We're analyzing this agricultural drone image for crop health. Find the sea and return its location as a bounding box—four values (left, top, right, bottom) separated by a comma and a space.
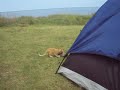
0, 7, 99, 18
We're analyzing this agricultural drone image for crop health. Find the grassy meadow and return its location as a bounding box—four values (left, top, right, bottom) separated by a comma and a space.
0, 24, 84, 90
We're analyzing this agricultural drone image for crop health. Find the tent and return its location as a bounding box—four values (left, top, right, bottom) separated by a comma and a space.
56, 0, 120, 90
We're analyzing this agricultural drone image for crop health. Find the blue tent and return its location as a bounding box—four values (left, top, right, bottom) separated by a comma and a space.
68, 0, 120, 60
57, 0, 120, 90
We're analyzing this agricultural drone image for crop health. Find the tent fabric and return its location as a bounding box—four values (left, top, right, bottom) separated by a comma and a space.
67, 0, 120, 60
61, 53, 120, 90
58, 66, 107, 90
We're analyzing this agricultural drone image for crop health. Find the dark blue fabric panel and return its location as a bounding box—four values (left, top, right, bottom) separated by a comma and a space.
67, 0, 120, 60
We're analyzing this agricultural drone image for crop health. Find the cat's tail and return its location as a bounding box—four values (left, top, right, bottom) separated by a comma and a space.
38, 53, 46, 56
38, 51, 47, 56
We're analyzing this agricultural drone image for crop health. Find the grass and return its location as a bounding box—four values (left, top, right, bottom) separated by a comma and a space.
0, 25, 83, 90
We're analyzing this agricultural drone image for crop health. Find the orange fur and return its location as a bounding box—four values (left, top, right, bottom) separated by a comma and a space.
39, 48, 65, 57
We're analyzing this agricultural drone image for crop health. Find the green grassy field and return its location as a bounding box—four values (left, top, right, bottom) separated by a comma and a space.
0, 25, 83, 90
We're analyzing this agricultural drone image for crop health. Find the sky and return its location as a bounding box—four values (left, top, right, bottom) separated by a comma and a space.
0, 0, 107, 12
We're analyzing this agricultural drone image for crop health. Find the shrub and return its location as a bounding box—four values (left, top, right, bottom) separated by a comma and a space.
0, 14, 92, 27
0, 16, 17, 27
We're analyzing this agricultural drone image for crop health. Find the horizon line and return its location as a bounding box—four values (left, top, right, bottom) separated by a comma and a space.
0, 6, 100, 13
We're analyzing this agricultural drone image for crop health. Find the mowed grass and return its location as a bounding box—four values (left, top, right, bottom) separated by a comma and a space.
0, 25, 83, 90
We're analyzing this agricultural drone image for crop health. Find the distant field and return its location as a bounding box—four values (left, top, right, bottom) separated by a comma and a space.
0, 25, 84, 90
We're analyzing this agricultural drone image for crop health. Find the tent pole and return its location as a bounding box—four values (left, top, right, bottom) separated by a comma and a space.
55, 56, 66, 74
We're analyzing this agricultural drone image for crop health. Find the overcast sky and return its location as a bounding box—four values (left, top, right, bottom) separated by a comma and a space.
0, 0, 107, 12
